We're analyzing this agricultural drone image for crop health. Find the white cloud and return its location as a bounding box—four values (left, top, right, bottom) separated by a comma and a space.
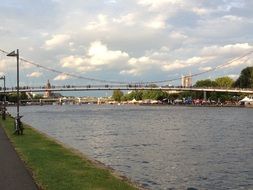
163, 56, 213, 71
138, 0, 185, 11
199, 67, 212, 71
192, 7, 211, 15
185, 56, 211, 65
222, 15, 243, 22
88, 41, 128, 66
85, 14, 109, 31
162, 62, 186, 71
28, 47, 34, 51
61, 55, 96, 72
120, 69, 139, 76
53, 74, 71, 81
223, 56, 253, 68
44, 34, 71, 49
1, 0, 253, 85
145, 15, 167, 29
228, 74, 239, 79
26, 72, 43, 78
120, 46, 220, 76
218, 1, 245, 12
60, 41, 129, 72
106, 0, 117, 4
69, 42, 74, 47
169, 31, 188, 40
41, 32, 49, 37
20, 61, 33, 70
0, 59, 15, 72
113, 13, 137, 26
201, 43, 253, 57
124, 56, 159, 75
128, 56, 158, 68
195, 15, 251, 39
61, 55, 84, 68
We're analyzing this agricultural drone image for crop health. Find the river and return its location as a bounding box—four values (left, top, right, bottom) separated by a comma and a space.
8, 105, 253, 190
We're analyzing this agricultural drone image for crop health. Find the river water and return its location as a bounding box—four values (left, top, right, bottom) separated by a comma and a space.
8, 105, 253, 190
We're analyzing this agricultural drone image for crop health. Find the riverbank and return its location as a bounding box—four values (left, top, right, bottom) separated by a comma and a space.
7, 102, 252, 108
0, 116, 141, 190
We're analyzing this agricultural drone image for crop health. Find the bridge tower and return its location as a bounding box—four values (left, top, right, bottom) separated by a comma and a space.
44, 80, 52, 98
181, 74, 192, 87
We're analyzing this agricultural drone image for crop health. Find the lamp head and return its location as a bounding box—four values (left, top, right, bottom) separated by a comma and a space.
7, 50, 17, 57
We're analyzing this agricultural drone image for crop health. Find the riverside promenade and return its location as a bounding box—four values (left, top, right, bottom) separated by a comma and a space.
0, 124, 38, 190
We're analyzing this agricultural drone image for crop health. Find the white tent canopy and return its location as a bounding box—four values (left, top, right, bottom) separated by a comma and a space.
240, 96, 253, 102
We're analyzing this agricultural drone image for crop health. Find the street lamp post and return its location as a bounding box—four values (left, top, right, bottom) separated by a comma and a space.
0, 76, 6, 120
7, 49, 23, 134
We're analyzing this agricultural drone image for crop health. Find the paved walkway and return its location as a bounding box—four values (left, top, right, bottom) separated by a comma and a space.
0, 124, 38, 190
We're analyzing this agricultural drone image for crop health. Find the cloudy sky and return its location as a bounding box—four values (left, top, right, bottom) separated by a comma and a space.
0, 0, 253, 89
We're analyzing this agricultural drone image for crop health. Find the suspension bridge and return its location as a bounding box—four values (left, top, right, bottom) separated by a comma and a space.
0, 48, 253, 95
1, 85, 253, 94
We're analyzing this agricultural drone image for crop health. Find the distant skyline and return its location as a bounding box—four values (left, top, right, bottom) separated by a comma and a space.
0, 0, 253, 90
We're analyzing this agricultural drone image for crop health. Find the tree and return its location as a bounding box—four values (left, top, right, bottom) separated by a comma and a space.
142, 90, 168, 100
33, 94, 44, 99
7, 93, 18, 103
0, 94, 5, 101
234, 67, 253, 88
194, 79, 217, 87
168, 93, 180, 100
6, 92, 28, 102
123, 89, 168, 101
127, 90, 143, 101
20, 92, 28, 100
215, 77, 234, 88
112, 90, 123, 102
194, 78, 236, 101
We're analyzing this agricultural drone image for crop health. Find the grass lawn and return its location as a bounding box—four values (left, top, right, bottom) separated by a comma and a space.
0, 116, 139, 190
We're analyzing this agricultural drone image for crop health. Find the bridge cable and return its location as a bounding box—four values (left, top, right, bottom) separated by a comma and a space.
1, 48, 253, 85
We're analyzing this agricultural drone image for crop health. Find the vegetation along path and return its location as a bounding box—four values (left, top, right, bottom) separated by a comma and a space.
0, 117, 139, 190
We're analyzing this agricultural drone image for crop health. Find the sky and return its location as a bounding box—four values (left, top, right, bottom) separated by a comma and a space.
0, 0, 253, 91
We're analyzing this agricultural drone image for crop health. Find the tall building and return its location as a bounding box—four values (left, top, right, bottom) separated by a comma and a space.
44, 80, 52, 98
181, 74, 192, 87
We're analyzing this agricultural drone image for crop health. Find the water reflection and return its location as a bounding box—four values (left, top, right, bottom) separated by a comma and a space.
8, 105, 253, 190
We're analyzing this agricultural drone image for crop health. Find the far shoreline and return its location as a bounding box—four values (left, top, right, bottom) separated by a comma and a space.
6, 102, 253, 108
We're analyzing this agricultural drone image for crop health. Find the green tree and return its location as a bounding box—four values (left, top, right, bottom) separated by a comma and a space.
215, 77, 234, 88
194, 78, 234, 101
6, 92, 28, 102
112, 90, 124, 102
0, 94, 6, 101
124, 89, 168, 101
127, 90, 143, 101
20, 92, 28, 100
194, 79, 217, 99
33, 94, 44, 99
195, 79, 217, 87
7, 93, 18, 102
234, 67, 253, 88
179, 91, 197, 99
142, 90, 168, 100
168, 93, 180, 100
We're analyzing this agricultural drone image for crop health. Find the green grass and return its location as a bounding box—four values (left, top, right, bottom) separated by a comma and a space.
0, 117, 139, 190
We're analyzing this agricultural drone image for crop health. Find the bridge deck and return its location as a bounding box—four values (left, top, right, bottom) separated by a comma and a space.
1, 86, 253, 94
